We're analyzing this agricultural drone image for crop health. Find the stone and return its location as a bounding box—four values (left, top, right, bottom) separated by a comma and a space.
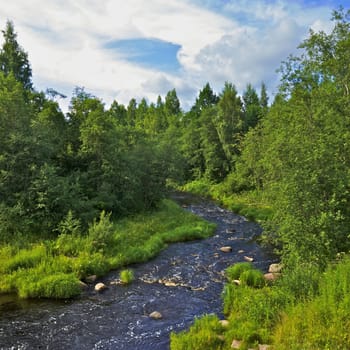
79, 281, 88, 289
268, 263, 283, 274
219, 319, 229, 327
94, 282, 107, 292
258, 345, 271, 350
264, 272, 281, 282
238, 249, 244, 254
220, 246, 232, 253
85, 275, 97, 283
231, 339, 242, 349
244, 256, 254, 262
233, 279, 241, 285
149, 311, 162, 320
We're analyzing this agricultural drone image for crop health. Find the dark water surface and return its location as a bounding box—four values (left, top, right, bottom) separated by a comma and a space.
0, 193, 276, 350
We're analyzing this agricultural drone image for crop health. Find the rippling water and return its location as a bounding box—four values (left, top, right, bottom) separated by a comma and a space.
0, 193, 276, 349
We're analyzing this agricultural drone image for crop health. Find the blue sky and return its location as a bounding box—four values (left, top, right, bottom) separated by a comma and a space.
0, 0, 349, 111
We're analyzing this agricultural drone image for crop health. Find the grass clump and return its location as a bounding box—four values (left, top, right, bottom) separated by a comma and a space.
225, 262, 253, 282
170, 314, 225, 350
120, 269, 134, 284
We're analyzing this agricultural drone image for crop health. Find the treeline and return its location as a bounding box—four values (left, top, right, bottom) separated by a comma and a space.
0, 20, 266, 243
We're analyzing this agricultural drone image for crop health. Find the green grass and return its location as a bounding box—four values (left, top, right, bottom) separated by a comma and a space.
0, 199, 215, 299
120, 269, 134, 284
171, 256, 350, 350
181, 179, 273, 223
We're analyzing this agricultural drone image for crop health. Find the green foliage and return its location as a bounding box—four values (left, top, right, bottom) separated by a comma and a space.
225, 262, 253, 281
120, 269, 134, 284
273, 257, 350, 349
0, 21, 32, 89
170, 314, 225, 350
239, 269, 266, 288
2, 244, 46, 273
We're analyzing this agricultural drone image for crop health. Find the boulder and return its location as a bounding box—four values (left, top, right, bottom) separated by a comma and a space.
94, 282, 107, 292
85, 275, 97, 283
264, 273, 281, 282
219, 319, 229, 328
231, 339, 242, 349
149, 311, 162, 320
79, 281, 88, 289
268, 263, 283, 274
220, 246, 232, 253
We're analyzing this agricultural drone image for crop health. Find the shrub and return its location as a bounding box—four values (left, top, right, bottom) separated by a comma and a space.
87, 211, 115, 254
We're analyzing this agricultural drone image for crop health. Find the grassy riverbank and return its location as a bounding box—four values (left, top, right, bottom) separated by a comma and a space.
171, 181, 350, 349
171, 256, 350, 350
0, 199, 215, 299
181, 179, 272, 223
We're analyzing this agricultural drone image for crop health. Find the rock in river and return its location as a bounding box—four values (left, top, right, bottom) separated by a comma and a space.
149, 311, 163, 320
94, 282, 107, 292
220, 246, 232, 253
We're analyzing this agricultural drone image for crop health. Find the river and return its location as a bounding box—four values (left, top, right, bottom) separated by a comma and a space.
0, 193, 275, 349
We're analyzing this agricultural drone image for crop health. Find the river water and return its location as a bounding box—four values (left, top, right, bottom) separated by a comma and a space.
0, 193, 276, 350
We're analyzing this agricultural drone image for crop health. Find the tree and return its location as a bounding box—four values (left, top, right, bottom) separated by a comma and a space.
190, 82, 219, 117
0, 21, 32, 89
215, 82, 243, 168
250, 9, 350, 266
242, 83, 260, 131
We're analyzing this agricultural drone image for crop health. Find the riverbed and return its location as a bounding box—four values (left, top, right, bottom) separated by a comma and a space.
0, 193, 275, 349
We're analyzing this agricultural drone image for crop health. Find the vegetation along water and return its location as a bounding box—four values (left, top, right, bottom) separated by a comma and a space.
1, 7, 350, 349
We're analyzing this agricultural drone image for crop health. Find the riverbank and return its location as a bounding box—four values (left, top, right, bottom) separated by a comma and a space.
0, 199, 215, 299
170, 186, 350, 349
0, 192, 274, 350
180, 180, 272, 223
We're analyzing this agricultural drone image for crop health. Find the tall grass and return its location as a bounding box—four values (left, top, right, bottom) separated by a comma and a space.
182, 179, 272, 222
171, 257, 350, 350
0, 199, 215, 299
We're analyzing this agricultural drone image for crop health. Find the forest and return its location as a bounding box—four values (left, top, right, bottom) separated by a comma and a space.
1, 7, 350, 349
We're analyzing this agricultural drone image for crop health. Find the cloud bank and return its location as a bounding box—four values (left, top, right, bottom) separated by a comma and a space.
0, 0, 341, 111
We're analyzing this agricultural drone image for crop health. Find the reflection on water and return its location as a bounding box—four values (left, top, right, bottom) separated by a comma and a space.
0, 193, 275, 350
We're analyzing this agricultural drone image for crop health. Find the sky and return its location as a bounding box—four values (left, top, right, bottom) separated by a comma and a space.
0, 0, 349, 112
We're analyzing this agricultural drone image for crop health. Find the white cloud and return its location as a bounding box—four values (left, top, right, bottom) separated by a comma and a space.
0, 0, 340, 111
